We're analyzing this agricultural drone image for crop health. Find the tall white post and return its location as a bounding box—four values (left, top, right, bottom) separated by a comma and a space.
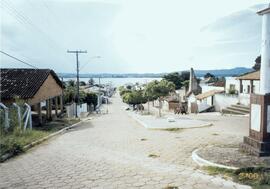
259, 4, 270, 94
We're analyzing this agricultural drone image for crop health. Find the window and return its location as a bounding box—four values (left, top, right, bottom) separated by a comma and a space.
229, 84, 235, 91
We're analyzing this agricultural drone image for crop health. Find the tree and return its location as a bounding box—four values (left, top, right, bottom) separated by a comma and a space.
180, 71, 190, 81
253, 55, 261, 71
64, 85, 76, 104
120, 89, 132, 97
88, 78, 95, 86
204, 72, 215, 79
163, 72, 182, 89
122, 90, 147, 110
80, 81, 86, 86
67, 80, 75, 87
163, 71, 190, 90
126, 85, 132, 90
144, 80, 175, 116
64, 85, 86, 104
181, 80, 189, 92
84, 93, 98, 110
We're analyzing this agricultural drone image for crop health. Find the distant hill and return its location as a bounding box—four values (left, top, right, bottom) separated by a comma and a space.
193, 67, 253, 77
58, 67, 253, 78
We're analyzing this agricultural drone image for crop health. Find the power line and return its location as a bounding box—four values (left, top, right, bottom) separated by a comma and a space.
0, 50, 38, 69
2, 0, 61, 50
1, 0, 72, 64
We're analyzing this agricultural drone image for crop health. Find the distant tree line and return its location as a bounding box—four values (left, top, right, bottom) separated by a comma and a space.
119, 79, 175, 116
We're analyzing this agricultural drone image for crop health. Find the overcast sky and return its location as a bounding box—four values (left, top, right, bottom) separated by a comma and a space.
0, 0, 269, 73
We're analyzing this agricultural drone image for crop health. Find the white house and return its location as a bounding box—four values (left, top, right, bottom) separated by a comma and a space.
225, 71, 260, 95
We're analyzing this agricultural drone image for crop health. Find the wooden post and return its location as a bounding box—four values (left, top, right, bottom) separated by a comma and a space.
46, 99, 52, 120
250, 80, 254, 94
240, 79, 243, 93
36, 103, 42, 124
55, 97, 59, 117
60, 95, 64, 113
46, 99, 50, 120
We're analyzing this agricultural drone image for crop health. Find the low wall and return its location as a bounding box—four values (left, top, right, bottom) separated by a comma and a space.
213, 94, 250, 112
66, 103, 88, 118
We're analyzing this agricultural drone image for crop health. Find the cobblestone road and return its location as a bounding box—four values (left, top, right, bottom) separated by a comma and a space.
0, 95, 251, 189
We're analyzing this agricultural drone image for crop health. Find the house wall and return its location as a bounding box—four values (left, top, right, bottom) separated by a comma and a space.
187, 94, 197, 112
225, 77, 240, 93
201, 85, 224, 93
28, 74, 62, 105
213, 93, 250, 111
225, 77, 260, 94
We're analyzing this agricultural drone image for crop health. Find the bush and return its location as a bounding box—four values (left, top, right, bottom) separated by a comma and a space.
84, 93, 98, 109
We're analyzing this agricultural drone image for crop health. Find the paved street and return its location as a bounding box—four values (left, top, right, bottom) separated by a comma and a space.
0, 95, 251, 189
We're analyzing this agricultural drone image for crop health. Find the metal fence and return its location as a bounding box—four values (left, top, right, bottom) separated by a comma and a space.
0, 102, 32, 133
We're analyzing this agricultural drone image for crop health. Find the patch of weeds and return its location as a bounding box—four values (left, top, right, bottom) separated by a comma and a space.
203, 166, 234, 177
148, 154, 160, 158
0, 129, 48, 157
163, 128, 182, 132
203, 166, 270, 189
163, 186, 178, 189
140, 138, 147, 141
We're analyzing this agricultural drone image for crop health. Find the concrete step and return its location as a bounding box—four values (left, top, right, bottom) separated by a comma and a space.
222, 108, 246, 115
231, 104, 250, 111
227, 106, 250, 114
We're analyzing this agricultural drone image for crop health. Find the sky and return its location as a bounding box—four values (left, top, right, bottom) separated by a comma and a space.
0, 0, 269, 73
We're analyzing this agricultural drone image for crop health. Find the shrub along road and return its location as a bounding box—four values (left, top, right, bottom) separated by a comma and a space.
0, 94, 251, 189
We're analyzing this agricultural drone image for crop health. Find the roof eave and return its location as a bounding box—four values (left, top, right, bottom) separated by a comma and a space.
257, 7, 270, 15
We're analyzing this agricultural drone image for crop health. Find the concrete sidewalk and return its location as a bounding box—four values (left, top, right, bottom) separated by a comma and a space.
129, 112, 212, 129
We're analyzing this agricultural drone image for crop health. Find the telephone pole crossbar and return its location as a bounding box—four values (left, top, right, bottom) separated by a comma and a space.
67, 50, 87, 117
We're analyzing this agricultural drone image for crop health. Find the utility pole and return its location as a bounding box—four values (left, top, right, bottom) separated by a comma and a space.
67, 50, 87, 117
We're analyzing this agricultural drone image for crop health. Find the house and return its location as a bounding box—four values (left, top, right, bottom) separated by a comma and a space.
236, 70, 260, 94
205, 71, 260, 114
225, 70, 260, 95
0, 68, 64, 124
188, 90, 224, 113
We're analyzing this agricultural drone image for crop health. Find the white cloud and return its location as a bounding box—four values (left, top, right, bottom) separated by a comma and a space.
0, 0, 269, 73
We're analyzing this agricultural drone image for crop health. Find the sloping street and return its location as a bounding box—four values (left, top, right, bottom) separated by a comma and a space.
0, 94, 250, 189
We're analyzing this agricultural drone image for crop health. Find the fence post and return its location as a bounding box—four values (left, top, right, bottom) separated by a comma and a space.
24, 103, 32, 130
12, 103, 22, 129
0, 103, 9, 130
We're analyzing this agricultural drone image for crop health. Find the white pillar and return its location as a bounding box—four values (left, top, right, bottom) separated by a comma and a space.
258, 5, 270, 94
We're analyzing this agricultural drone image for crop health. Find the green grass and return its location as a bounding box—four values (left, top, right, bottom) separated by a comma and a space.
0, 129, 48, 157
0, 118, 80, 158
203, 166, 270, 189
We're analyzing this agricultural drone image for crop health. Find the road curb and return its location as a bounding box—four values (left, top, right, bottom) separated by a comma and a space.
128, 112, 213, 130
127, 112, 151, 128
0, 120, 83, 163
192, 148, 238, 170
